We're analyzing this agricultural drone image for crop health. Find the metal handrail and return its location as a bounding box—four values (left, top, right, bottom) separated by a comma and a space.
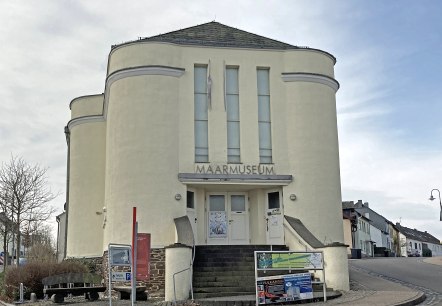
172, 233, 195, 304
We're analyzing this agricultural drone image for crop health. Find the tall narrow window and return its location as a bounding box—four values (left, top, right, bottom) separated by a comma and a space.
257, 68, 272, 163
194, 66, 209, 162
226, 67, 240, 163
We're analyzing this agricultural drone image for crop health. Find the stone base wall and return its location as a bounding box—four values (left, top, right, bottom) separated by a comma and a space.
102, 248, 165, 299
147, 248, 166, 298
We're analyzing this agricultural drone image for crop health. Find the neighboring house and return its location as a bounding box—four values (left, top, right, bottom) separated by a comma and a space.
342, 201, 375, 258
64, 21, 349, 299
354, 200, 390, 255
395, 223, 442, 257
0, 212, 25, 261
357, 214, 373, 257
343, 200, 441, 258
386, 220, 401, 256
342, 202, 356, 255
342, 201, 374, 257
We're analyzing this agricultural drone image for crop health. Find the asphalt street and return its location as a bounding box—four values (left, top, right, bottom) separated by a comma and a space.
350, 257, 442, 293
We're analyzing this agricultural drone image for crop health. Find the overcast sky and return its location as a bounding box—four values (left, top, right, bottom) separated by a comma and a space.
1, 1, 441, 241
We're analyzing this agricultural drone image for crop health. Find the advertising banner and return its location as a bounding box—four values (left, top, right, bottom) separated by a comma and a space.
257, 252, 323, 270
256, 273, 313, 304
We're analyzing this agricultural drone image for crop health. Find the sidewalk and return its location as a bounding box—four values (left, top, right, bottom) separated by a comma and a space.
312, 265, 426, 306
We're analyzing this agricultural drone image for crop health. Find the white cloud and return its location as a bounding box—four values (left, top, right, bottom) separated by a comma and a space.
1, 0, 441, 241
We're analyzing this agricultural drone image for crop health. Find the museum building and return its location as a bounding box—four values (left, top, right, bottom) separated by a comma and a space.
63, 22, 349, 300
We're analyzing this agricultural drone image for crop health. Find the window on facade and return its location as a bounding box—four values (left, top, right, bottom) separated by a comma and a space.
257, 68, 272, 164
226, 67, 240, 163
268, 192, 280, 209
409, 242, 412, 248
187, 191, 194, 209
194, 66, 209, 162
415, 242, 417, 249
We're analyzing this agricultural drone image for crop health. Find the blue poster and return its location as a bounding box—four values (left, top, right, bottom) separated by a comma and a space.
283, 273, 313, 300
256, 273, 313, 304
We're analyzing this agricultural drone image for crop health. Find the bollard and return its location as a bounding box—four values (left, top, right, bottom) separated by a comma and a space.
30, 293, 37, 303
19, 283, 24, 303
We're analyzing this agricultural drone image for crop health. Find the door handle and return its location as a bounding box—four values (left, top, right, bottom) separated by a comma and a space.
265, 218, 269, 231
194, 218, 197, 223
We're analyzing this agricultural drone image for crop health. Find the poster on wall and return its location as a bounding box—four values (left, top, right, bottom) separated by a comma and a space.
257, 252, 323, 270
256, 273, 313, 304
208, 211, 227, 238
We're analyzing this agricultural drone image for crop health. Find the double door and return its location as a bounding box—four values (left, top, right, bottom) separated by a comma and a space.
207, 192, 249, 245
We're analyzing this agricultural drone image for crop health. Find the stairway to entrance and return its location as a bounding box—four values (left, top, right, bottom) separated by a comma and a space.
192, 245, 288, 299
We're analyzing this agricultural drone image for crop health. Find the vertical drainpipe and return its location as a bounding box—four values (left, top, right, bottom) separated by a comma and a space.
64, 125, 70, 260
56, 214, 60, 261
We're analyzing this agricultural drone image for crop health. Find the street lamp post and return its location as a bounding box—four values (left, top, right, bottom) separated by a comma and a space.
429, 188, 442, 221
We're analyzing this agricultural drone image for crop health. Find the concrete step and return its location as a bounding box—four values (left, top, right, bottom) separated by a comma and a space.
193, 292, 255, 299
193, 266, 254, 272
193, 270, 255, 277
194, 286, 255, 294
193, 279, 254, 288
194, 275, 256, 283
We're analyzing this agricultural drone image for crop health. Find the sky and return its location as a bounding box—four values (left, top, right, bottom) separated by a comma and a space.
1, 1, 441, 241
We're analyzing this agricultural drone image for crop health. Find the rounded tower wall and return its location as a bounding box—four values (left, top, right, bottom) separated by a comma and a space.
103, 74, 183, 248
70, 94, 104, 119
67, 121, 106, 257
108, 43, 182, 76
283, 80, 344, 244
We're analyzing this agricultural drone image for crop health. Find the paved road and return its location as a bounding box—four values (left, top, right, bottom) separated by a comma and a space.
350, 257, 442, 305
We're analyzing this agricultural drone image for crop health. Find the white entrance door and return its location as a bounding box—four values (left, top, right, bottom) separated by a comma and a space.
186, 191, 197, 243
207, 192, 249, 245
265, 190, 284, 245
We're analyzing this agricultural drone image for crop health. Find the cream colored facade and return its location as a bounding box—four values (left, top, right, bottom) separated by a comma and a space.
65, 22, 349, 293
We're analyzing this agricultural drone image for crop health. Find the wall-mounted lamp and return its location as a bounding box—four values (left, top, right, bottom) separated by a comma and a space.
175, 194, 182, 201
289, 194, 297, 201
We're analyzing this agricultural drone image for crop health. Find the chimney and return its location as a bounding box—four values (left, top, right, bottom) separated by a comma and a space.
356, 200, 363, 207
364, 202, 369, 208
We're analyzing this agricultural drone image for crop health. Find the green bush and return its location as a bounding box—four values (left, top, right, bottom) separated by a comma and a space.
64, 257, 99, 274
2, 261, 88, 301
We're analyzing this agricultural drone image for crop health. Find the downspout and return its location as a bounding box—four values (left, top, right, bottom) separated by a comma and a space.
56, 215, 60, 261
63, 126, 70, 260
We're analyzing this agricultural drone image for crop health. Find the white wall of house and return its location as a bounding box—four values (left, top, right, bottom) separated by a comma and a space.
370, 225, 382, 248
357, 218, 372, 257
405, 238, 422, 257
426, 242, 442, 256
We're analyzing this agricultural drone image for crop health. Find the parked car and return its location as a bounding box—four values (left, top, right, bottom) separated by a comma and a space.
18, 257, 27, 266
407, 249, 420, 257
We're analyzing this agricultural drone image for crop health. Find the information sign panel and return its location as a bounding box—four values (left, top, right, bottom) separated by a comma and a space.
109, 246, 131, 266
111, 272, 131, 282
257, 252, 323, 270
256, 273, 313, 304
